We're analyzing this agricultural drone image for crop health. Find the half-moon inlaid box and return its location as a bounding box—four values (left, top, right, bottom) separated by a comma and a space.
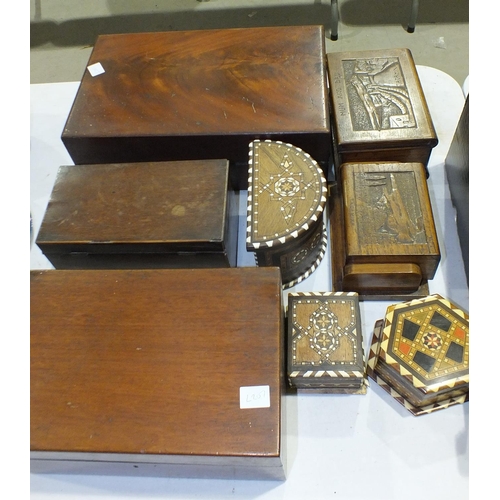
35, 160, 238, 269
326, 48, 438, 176
287, 292, 366, 392
330, 161, 440, 298
61, 26, 332, 190
366, 294, 469, 415
246, 140, 328, 288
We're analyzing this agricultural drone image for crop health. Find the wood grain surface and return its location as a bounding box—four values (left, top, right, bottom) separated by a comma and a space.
36, 160, 238, 268
341, 162, 440, 280
61, 26, 332, 188
31, 268, 284, 476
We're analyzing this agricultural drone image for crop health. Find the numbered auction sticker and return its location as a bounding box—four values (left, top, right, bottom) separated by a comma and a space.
240, 385, 271, 409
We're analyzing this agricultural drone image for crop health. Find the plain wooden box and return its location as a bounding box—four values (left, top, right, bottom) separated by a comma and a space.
35, 160, 238, 269
30, 267, 285, 480
61, 26, 332, 190
326, 48, 437, 175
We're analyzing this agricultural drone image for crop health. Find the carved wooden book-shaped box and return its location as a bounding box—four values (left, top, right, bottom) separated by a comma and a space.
61, 26, 332, 190
246, 140, 328, 288
326, 48, 437, 174
35, 160, 238, 269
331, 162, 440, 297
287, 292, 366, 392
31, 267, 285, 479
366, 295, 469, 415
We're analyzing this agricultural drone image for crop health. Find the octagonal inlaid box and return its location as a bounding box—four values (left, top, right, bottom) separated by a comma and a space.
367, 294, 469, 415
287, 292, 367, 392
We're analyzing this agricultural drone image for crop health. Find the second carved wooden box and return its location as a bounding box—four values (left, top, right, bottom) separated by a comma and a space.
36, 160, 238, 269
330, 162, 440, 298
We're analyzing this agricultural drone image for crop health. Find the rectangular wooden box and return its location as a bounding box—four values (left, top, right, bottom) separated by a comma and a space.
330, 162, 440, 298
287, 292, 366, 392
326, 48, 437, 175
30, 267, 285, 480
61, 26, 332, 190
35, 160, 238, 269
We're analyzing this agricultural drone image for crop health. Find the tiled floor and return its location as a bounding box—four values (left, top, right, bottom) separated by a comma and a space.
30, 0, 469, 86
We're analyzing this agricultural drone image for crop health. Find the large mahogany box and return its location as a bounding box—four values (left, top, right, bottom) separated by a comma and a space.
61, 26, 332, 190
366, 294, 469, 415
326, 48, 437, 175
246, 140, 328, 288
30, 267, 285, 480
330, 162, 440, 298
35, 160, 238, 269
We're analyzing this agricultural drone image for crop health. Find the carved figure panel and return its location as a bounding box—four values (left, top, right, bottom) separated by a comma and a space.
353, 170, 425, 246
342, 56, 416, 132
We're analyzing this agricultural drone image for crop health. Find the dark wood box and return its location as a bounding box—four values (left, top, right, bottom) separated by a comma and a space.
246, 140, 328, 288
287, 292, 366, 392
445, 96, 469, 284
35, 160, 238, 269
61, 26, 332, 190
31, 267, 285, 480
326, 48, 437, 175
366, 294, 469, 415
330, 162, 440, 298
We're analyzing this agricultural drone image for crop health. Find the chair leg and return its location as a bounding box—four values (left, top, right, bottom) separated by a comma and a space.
408, 0, 419, 33
331, 0, 339, 40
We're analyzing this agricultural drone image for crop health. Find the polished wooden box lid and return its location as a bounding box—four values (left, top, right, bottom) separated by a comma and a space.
246, 140, 328, 288
31, 268, 285, 479
61, 26, 332, 189
35, 160, 238, 269
287, 292, 366, 392
366, 294, 469, 415
326, 48, 437, 169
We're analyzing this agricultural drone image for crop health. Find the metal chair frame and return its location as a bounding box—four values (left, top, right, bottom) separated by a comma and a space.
330, 0, 419, 40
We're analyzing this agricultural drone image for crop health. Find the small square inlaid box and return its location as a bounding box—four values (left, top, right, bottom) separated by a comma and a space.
367, 294, 469, 415
287, 292, 367, 393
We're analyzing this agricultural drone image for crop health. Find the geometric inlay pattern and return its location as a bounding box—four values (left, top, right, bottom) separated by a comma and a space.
413, 351, 436, 372
429, 311, 452, 332
422, 332, 443, 350
402, 319, 420, 341
446, 342, 464, 363
383, 294, 469, 387
246, 140, 327, 248
366, 315, 469, 416
288, 292, 365, 378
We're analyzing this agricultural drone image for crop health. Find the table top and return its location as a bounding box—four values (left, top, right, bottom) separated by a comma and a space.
30, 66, 469, 500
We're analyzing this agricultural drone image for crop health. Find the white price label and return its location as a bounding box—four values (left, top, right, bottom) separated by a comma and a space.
87, 62, 105, 77
239, 385, 270, 409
